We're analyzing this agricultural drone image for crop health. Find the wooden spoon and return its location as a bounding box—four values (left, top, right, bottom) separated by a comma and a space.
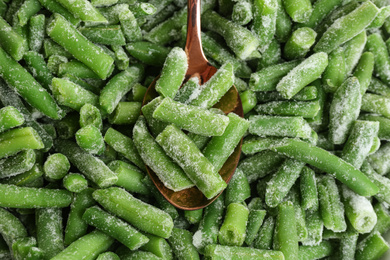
142, 0, 244, 210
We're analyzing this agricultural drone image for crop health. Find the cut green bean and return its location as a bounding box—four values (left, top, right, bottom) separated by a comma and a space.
1, 163, 44, 186
355, 232, 389, 260
119, 8, 142, 42
104, 127, 144, 170
47, 14, 114, 79
0, 127, 44, 159
79, 104, 102, 130
361, 93, 390, 118
129, 83, 147, 102
302, 210, 323, 246
252, 0, 278, 53
126, 41, 169, 67
344, 31, 367, 76
23, 51, 53, 91
0, 208, 27, 254
0, 184, 72, 208
284, 27, 316, 60
276, 52, 328, 99
245, 207, 266, 246
368, 78, 390, 98
271, 138, 379, 196
79, 25, 126, 46
28, 14, 45, 52
232, 1, 252, 25
372, 203, 390, 235
38, 0, 80, 25
205, 244, 284, 259
43, 153, 70, 180
314, 1, 379, 53
219, 203, 249, 246
256, 99, 320, 119
58, 60, 99, 79
253, 216, 275, 250
97, 252, 119, 260
300, 167, 318, 211
93, 187, 173, 238
156, 125, 227, 199
361, 160, 390, 205
299, 0, 341, 28
133, 116, 193, 192
366, 33, 390, 86
63, 173, 88, 193
99, 65, 143, 114
112, 45, 129, 70
54, 139, 118, 188
322, 47, 346, 93
299, 241, 333, 260
360, 114, 390, 141
168, 228, 200, 260
225, 168, 250, 205
0, 106, 24, 133
83, 206, 149, 250
329, 77, 362, 144
75, 125, 105, 155
153, 97, 229, 136
0, 16, 28, 61
36, 208, 64, 259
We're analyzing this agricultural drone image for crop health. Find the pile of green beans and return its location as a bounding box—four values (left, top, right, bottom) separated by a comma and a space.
2, 0, 390, 259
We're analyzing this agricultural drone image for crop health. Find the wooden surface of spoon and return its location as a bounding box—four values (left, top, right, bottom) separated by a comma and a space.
142, 0, 244, 210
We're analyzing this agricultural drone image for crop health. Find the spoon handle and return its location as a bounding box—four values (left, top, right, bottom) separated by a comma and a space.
185, 0, 209, 77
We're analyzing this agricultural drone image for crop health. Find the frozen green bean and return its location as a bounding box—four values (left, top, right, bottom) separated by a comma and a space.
219, 203, 249, 246
0, 106, 24, 133
252, 0, 278, 53
43, 153, 70, 180
75, 125, 105, 155
355, 232, 389, 260
63, 173, 88, 193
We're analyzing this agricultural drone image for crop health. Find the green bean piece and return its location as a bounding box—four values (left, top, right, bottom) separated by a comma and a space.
202, 10, 259, 60
13, 0, 41, 27
173, 77, 200, 104
322, 47, 346, 93
28, 14, 45, 52
299, 241, 333, 260
96, 252, 119, 260
242, 137, 284, 155
274, 0, 291, 43
184, 209, 203, 225
155, 47, 187, 99
190, 63, 234, 108
79, 104, 102, 130
245, 208, 266, 246
232, 1, 252, 25
126, 41, 169, 67
111, 45, 129, 70
203, 113, 248, 171
156, 125, 227, 199
366, 33, 390, 86
133, 116, 193, 192
47, 14, 114, 79
0, 48, 62, 119
225, 168, 250, 205
299, 0, 341, 28
361, 93, 390, 118
274, 201, 299, 260
52, 231, 114, 260
249, 60, 300, 92
79, 25, 126, 46
58, 60, 103, 79
168, 228, 199, 260
0, 208, 27, 253
119, 8, 142, 42
12, 236, 43, 259
54, 0, 107, 23
249, 115, 313, 139
1, 163, 44, 186
36, 208, 64, 259
0, 106, 24, 133
360, 114, 390, 141
48, 55, 68, 75
368, 78, 390, 98
23, 51, 53, 91
361, 160, 390, 204
314, 1, 378, 54
258, 39, 281, 70
300, 167, 318, 211
284, 27, 316, 60
355, 232, 389, 260
91, 0, 117, 8
369, 6, 390, 29
130, 83, 147, 102
239, 150, 284, 183
139, 233, 172, 259
265, 159, 305, 208
338, 225, 358, 260
128, 2, 156, 18
205, 244, 284, 259
252, 0, 278, 53
253, 216, 275, 250
99, 65, 143, 114
218, 203, 249, 246
93, 187, 174, 238
342, 186, 377, 234
75, 125, 105, 155
372, 203, 390, 235
193, 195, 224, 253
256, 99, 320, 119
54, 139, 118, 188
284, 0, 312, 23
83, 206, 149, 250
239, 90, 257, 114
63, 173, 88, 193
142, 3, 176, 32
285, 185, 308, 242
37, 0, 79, 25
329, 77, 362, 144
344, 31, 367, 76
64, 188, 95, 245
352, 53, 374, 98
153, 97, 229, 136
302, 210, 323, 246
317, 175, 347, 232
0, 16, 28, 61
341, 120, 379, 169
0, 184, 71, 208
271, 138, 378, 196
0, 127, 44, 159
43, 153, 70, 180
276, 52, 328, 99
107, 160, 149, 195
104, 128, 144, 170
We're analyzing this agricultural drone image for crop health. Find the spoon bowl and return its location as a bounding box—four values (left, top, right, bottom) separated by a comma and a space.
142, 0, 244, 210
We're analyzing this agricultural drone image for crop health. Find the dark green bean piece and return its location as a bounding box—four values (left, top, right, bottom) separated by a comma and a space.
372, 203, 390, 235
76, 125, 105, 155
225, 168, 250, 205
